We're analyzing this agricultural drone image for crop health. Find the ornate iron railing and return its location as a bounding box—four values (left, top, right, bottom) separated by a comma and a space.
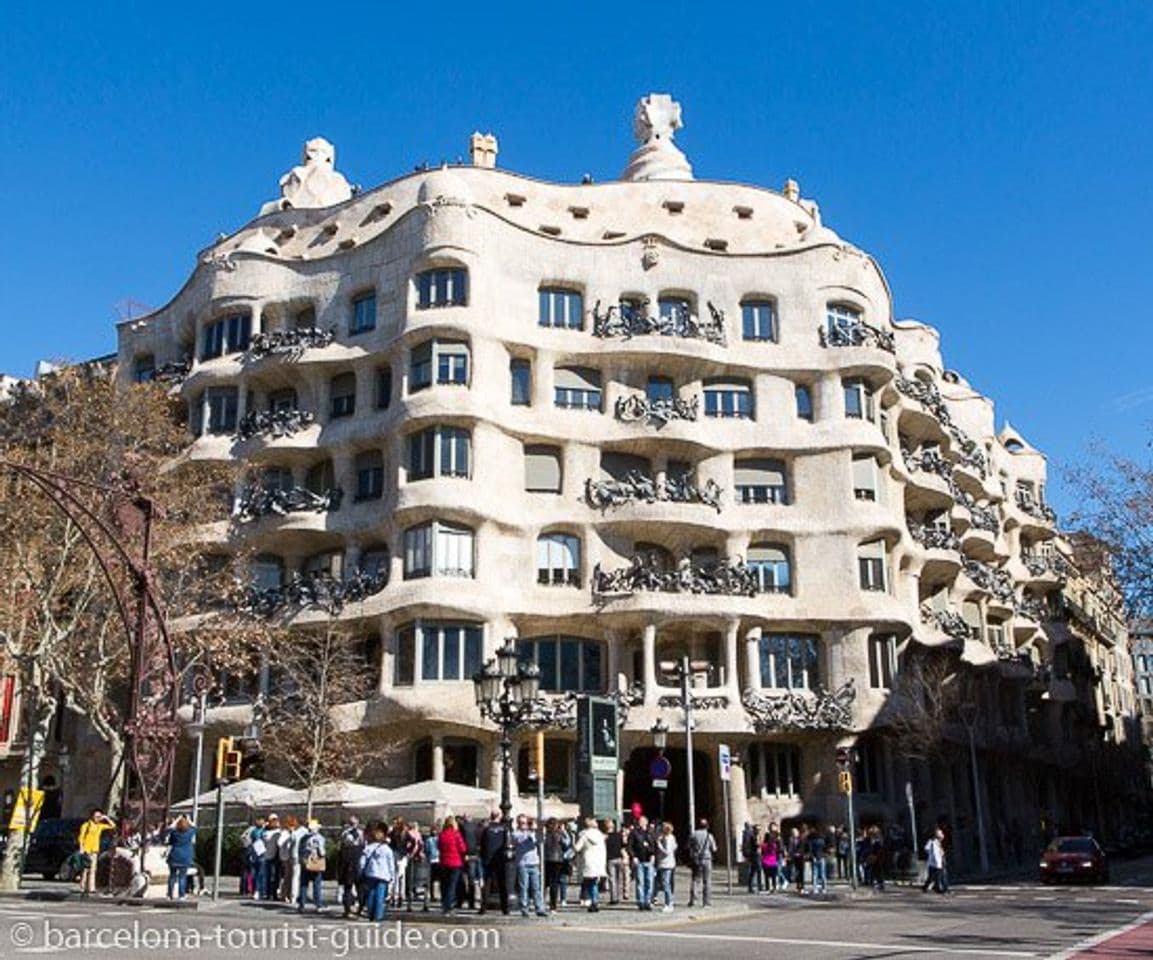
591, 299, 727, 346
232, 485, 342, 523
920, 604, 973, 642
245, 326, 335, 360
1015, 595, 1051, 623
235, 567, 387, 618
902, 446, 955, 481
153, 359, 191, 385
818, 320, 895, 353
1015, 490, 1057, 524
742, 679, 856, 731
615, 393, 699, 427
954, 488, 1000, 533
961, 557, 1016, 603
657, 693, 731, 710
585, 472, 722, 513
908, 521, 961, 552
1023, 552, 1070, 579
234, 407, 316, 442
894, 375, 988, 478
592, 554, 760, 598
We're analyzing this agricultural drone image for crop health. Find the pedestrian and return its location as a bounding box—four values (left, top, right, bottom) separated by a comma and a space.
263, 814, 283, 901
574, 817, 606, 913
460, 813, 482, 910
76, 807, 114, 897
628, 815, 656, 911
868, 825, 886, 891
337, 816, 365, 918
389, 816, 409, 907
761, 826, 781, 893
402, 822, 425, 911
787, 826, 805, 894
656, 821, 677, 912
437, 816, 468, 915
604, 819, 625, 905
543, 818, 572, 912
742, 823, 762, 893
513, 814, 547, 917
922, 828, 946, 894
423, 823, 440, 910
164, 815, 197, 900
241, 817, 267, 898
359, 824, 396, 922
806, 826, 828, 894
478, 811, 510, 915
835, 826, 849, 880
296, 819, 326, 912
687, 817, 717, 908
281, 814, 306, 903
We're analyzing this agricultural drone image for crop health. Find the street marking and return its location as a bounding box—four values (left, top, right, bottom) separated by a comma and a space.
562, 926, 1041, 957
1114, 898, 1141, 905
1034, 896, 1056, 901
1046, 909, 1153, 960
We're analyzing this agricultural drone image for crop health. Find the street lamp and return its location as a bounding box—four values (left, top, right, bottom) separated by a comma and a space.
650, 719, 669, 821
658, 656, 710, 833
958, 702, 989, 874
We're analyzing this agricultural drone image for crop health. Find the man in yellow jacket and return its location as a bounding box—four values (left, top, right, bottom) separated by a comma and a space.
77, 808, 114, 895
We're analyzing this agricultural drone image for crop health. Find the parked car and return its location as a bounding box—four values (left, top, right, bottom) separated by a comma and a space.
22, 817, 112, 881
1039, 836, 1109, 884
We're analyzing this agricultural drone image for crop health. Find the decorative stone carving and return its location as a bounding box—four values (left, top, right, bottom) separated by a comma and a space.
245, 326, 334, 360
642, 236, 661, 270
615, 392, 699, 427
233, 408, 316, 443
658, 694, 730, 711
591, 298, 726, 345
585, 471, 722, 513
742, 680, 855, 732
260, 137, 353, 216
592, 554, 759, 599
231, 484, 341, 523
621, 94, 694, 182
818, 319, 895, 353
236, 566, 386, 619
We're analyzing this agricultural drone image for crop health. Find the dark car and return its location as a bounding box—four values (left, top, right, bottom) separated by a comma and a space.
22, 817, 113, 881
1039, 836, 1108, 884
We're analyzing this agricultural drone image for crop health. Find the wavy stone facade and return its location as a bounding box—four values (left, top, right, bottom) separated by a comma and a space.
117, 99, 1085, 855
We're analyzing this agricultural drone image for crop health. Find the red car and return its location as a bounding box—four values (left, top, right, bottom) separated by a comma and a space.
1039, 836, 1109, 884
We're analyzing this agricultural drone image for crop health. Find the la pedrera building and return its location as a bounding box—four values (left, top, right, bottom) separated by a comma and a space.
116, 94, 1146, 869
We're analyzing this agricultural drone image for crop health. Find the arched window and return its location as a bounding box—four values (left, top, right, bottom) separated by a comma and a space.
748, 543, 791, 594
826, 303, 862, 340
537, 532, 581, 587
408, 427, 471, 481
201, 313, 251, 360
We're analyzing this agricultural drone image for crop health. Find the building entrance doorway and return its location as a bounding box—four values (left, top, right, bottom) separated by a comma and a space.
623, 745, 714, 840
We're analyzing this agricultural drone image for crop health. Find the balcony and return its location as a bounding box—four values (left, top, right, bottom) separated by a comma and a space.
961, 557, 1017, 605
614, 393, 699, 427
1022, 551, 1071, 582
592, 554, 759, 599
234, 407, 316, 442
592, 298, 727, 346
742, 680, 857, 732
903, 446, 955, 482
584, 471, 722, 512
244, 326, 335, 360
954, 488, 999, 533
894, 375, 988, 478
232, 485, 342, 524
919, 603, 973, 642
235, 567, 387, 618
1015, 490, 1057, 524
153, 359, 191, 385
818, 319, 895, 353
908, 520, 961, 552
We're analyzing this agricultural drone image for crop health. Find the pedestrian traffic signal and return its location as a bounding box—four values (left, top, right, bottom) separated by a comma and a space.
835, 746, 851, 769
528, 731, 544, 781
214, 736, 242, 784
837, 770, 853, 794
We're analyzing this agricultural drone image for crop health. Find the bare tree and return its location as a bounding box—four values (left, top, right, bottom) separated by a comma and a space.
886, 648, 971, 761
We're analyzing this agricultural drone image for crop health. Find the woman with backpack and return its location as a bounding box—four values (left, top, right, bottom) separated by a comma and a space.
164, 815, 197, 900
574, 817, 606, 913
297, 819, 327, 912
359, 824, 396, 922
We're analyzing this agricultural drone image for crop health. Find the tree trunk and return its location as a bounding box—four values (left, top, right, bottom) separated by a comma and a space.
0, 683, 55, 891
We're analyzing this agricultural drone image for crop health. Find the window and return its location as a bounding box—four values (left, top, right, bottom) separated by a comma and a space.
858, 540, 888, 592
355, 450, 384, 501
986, 619, 1005, 650
554, 366, 602, 411
350, 292, 377, 334
304, 459, 335, 495
410, 340, 469, 391
844, 378, 876, 422
201, 313, 251, 360
524, 445, 562, 493
852, 454, 879, 502
759, 634, 818, 689
395, 622, 482, 684
403, 521, 475, 579
294, 306, 317, 330
518, 637, 601, 692
133, 354, 155, 383
704, 379, 753, 419
329, 372, 356, 418
302, 549, 343, 579
795, 384, 813, 422
359, 546, 390, 579
748, 744, 801, 797
734, 458, 788, 504
868, 634, 898, 689
658, 296, 691, 332
854, 741, 883, 794
539, 288, 584, 330
827, 303, 862, 339
375, 367, 392, 410
416, 268, 468, 308
510, 358, 532, 406
261, 466, 294, 492
601, 451, 651, 481
646, 376, 674, 402
537, 532, 581, 587
251, 554, 285, 591
741, 300, 776, 342
268, 388, 297, 413
407, 426, 471, 481
748, 544, 791, 594
410, 342, 432, 392
962, 601, 982, 640
205, 387, 238, 435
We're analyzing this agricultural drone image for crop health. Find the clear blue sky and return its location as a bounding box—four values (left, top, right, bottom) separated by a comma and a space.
1, 1, 1150, 517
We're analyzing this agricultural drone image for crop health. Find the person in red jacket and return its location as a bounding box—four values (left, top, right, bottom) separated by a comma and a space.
437, 816, 469, 915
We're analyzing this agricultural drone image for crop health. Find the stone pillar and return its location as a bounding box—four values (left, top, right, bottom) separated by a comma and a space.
533, 349, 555, 409
723, 619, 740, 698
605, 630, 621, 692
727, 760, 751, 865
643, 623, 658, 706
432, 734, 446, 783
744, 627, 762, 693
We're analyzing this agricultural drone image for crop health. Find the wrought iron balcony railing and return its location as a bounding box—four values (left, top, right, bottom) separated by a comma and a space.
961, 557, 1017, 603
584, 471, 723, 512
1023, 552, 1071, 579
591, 299, 727, 346
908, 521, 961, 552
1015, 595, 1052, 623
232, 485, 342, 523
954, 488, 1000, 533
902, 446, 955, 481
592, 554, 760, 598
919, 604, 973, 642
614, 393, 699, 427
894, 375, 988, 478
1015, 490, 1057, 524
234, 407, 316, 441
235, 567, 387, 618
245, 326, 335, 360
818, 319, 895, 353
153, 359, 192, 385
742, 679, 856, 731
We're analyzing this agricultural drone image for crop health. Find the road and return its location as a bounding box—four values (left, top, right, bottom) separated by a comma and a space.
0, 856, 1151, 959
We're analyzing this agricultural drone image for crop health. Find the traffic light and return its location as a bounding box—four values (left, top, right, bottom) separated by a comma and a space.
835, 746, 851, 769
214, 736, 242, 784
237, 737, 264, 780
837, 770, 853, 794
527, 732, 544, 782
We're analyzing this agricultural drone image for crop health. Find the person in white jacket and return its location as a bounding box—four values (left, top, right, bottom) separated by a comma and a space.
574, 818, 607, 913
656, 822, 678, 912
922, 828, 947, 894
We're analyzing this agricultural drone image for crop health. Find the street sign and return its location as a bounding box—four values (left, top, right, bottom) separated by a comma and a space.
652, 778, 668, 790
649, 754, 671, 780
718, 743, 732, 782
7, 787, 43, 835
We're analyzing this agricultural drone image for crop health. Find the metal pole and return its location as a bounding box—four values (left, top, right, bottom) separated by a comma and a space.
721, 774, 732, 895
847, 785, 858, 890
967, 727, 989, 873
905, 780, 919, 882
190, 692, 206, 827
682, 656, 696, 835
211, 782, 224, 901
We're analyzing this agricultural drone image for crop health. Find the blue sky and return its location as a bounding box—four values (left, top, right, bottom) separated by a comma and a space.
1, 2, 1150, 516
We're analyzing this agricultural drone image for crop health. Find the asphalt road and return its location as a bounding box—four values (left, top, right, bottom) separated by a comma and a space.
1, 857, 1151, 959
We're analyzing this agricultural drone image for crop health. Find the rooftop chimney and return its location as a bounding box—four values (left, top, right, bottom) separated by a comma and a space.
469, 132, 498, 169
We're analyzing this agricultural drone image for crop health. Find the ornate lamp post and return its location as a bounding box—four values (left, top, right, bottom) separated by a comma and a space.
473, 640, 552, 863
658, 656, 710, 833
650, 719, 669, 821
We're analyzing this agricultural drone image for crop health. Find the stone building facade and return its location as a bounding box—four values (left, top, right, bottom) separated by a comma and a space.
111, 95, 1143, 865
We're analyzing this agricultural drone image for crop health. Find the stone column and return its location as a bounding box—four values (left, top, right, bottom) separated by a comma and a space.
643, 623, 658, 706
723, 619, 740, 698
533, 349, 555, 409
744, 627, 762, 693
727, 760, 751, 865
605, 630, 621, 692
432, 734, 446, 783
